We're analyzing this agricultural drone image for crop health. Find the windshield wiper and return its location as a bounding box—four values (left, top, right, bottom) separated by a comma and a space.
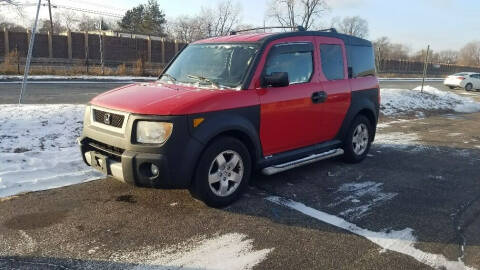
186, 74, 220, 89
160, 73, 177, 83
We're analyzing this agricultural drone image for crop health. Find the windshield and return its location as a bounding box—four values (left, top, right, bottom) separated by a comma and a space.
159, 43, 259, 89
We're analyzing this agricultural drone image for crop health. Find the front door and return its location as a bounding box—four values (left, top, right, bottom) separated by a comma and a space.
255, 38, 325, 156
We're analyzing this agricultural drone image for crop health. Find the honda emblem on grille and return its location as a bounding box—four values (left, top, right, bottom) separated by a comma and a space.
103, 113, 111, 125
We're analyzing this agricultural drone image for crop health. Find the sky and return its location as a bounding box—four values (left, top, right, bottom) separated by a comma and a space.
3, 0, 479, 52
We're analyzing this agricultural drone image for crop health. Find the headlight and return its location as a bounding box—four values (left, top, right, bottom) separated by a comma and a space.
136, 121, 173, 144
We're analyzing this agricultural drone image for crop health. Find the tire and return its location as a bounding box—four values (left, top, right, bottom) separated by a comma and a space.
465, 83, 473, 91
343, 115, 373, 164
190, 137, 251, 208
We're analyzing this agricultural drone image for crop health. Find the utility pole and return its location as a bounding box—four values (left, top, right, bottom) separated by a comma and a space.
420, 45, 430, 93
19, 0, 42, 104
47, 0, 54, 34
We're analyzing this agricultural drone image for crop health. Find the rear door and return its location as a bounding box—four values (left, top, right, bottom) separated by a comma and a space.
254, 37, 325, 156
316, 37, 351, 140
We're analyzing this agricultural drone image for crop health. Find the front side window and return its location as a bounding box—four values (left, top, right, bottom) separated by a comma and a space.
264, 43, 313, 84
160, 43, 259, 89
320, 44, 345, 81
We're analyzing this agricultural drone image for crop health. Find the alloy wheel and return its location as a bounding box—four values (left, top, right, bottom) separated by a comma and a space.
208, 150, 244, 197
352, 123, 369, 156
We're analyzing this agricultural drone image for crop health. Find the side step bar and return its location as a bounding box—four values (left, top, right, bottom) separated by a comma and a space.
262, 148, 344, 176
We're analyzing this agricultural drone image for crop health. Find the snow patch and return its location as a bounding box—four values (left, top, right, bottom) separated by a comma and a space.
376, 119, 410, 129
328, 182, 398, 220
374, 132, 421, 149
380, 86, 480, 116
111, 233, 273, 270
0, 75, 156, 81
0, 104, 102, 198
267, 196, 476, 270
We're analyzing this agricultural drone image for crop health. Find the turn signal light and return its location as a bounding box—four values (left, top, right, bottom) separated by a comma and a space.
193, 118, 205, 128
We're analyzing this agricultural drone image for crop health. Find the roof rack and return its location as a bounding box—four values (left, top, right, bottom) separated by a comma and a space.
230, 26, 306, 35
317, 28, 338, 33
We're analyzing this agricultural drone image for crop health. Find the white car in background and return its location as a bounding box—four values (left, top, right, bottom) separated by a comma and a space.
444, 72, 480, 91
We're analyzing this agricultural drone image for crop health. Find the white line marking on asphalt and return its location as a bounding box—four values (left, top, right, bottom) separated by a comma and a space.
327, 181, 398, 220
266, 196, 476, 270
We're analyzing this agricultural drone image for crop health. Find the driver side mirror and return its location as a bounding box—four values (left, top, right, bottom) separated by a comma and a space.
262, 72, 289, 88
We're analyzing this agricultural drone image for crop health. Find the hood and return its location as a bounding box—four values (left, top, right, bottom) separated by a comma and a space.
90, 82, 256, 115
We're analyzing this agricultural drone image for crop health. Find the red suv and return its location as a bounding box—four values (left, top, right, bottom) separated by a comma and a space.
79, 29, 379, 207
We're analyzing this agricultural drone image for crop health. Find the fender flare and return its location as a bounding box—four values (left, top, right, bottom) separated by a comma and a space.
188, 107, 263, 163
336, 89, 379, 142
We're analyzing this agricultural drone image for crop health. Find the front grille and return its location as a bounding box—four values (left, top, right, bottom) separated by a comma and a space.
93, 109, 125, 128
87, 139, 124, 161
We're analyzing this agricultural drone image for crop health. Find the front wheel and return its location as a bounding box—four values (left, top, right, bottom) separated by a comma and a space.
190, 137, 251, 208
343, 115, 373, 163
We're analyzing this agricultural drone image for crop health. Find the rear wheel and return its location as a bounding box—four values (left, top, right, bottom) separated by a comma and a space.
465, 83, 473, 91
190, 137, 251, 208
343, 115, 373, 163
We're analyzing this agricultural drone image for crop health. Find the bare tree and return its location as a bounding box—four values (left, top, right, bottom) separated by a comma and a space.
201, 0, 242, 37
373, 36, 410, 61
389, 43, 410, 60
0, 0, 25, 22
334, 16, 369, 38
38, 18, 66, 34
435, 50, 459, 64
372, 36, 390, 61
166, 0, 242, 41
410, 48, 432, 62
168, 15, 206, 42
268, 0, 328, 30
57, 10, 79, 31
458, 41, 480, 66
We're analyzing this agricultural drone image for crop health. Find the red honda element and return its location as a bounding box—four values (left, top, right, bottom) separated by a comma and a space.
79, 28, 379, 207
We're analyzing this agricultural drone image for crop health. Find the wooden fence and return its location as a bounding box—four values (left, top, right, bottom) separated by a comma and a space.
0, 29, 187, 71
377, 59, 480, 76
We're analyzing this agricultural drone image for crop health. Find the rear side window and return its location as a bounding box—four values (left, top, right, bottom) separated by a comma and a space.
264, 43, 313, 84
347, 45, 376, 78
320, 44, 345, 80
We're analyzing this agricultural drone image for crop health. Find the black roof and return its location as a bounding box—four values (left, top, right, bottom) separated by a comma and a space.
260, 31, 372, 47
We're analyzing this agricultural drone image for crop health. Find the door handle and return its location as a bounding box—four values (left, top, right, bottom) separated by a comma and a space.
311, 91, 327, 104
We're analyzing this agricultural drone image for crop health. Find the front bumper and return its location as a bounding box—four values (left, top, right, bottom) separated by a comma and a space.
79, 139, 172, 187
79, 106, 205, 188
